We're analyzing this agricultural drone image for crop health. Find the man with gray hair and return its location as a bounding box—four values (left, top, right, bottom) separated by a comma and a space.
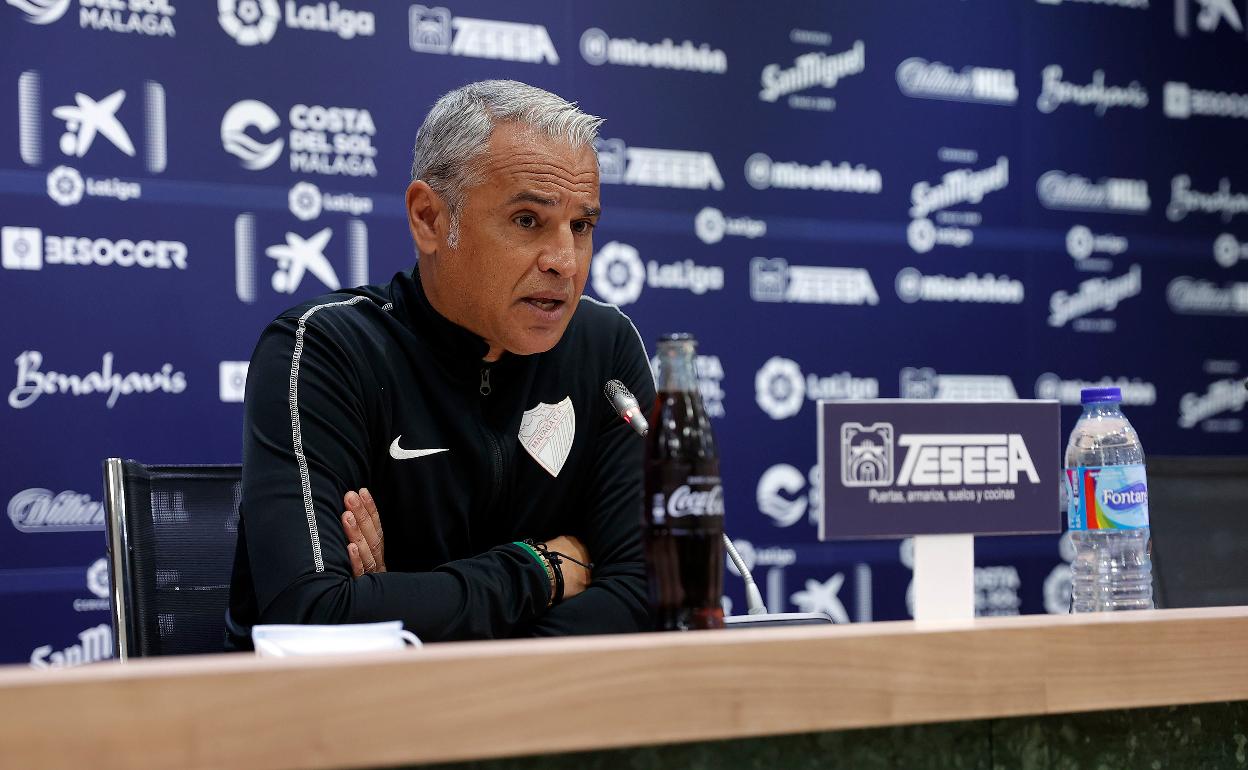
226, 80, 654, 645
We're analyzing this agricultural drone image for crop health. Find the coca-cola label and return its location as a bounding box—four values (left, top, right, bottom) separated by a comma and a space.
661, 481, 724, 519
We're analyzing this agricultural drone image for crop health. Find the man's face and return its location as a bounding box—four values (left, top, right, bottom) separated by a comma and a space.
429, 122, 600, 359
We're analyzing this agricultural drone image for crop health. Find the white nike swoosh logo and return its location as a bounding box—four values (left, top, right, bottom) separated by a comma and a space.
389, 436, 449, 460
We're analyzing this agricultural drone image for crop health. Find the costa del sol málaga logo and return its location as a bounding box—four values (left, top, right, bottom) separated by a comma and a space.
221, 99, 284, 170
7, 0, 70, 24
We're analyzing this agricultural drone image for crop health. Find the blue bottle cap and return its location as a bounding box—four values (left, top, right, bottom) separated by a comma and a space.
1080, 387, 1122, 404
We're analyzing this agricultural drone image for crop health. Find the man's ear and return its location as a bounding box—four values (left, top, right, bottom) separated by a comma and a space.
406, 180, 444, 255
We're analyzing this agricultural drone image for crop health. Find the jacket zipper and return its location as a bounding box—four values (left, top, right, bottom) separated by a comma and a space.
479, 366, 503, 508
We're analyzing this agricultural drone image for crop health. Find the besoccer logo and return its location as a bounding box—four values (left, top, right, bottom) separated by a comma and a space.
590, 241, 645, 305
221, 99, 284, 170
754, 356, 805, 420
840, 422, 894, 487
46, 165, 84, 206
219, 0, 281, 46
7, 0, 70, 25
2, 227, 43, 270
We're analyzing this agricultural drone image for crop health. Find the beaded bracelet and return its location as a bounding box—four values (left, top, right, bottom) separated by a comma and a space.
515, 540, 556, 607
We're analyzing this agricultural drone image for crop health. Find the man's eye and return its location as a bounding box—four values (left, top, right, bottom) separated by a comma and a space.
515, 215, 537, 228
572, 220, 595, 234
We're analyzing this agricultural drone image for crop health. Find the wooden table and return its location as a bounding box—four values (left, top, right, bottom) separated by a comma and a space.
1, 607, 1246, 769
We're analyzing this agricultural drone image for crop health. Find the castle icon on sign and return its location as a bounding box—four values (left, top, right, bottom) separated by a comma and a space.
841, 422, 894, 487
409, 5, 451, 52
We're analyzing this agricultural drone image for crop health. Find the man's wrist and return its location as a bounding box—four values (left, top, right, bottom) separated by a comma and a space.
514, 540, 556, 607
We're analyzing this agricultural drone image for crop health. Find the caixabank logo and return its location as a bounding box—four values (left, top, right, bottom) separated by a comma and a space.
1174, 0, 1248, 38
221, 98, 379, 177
234, 213, 368, 303
17, 70, 165, 206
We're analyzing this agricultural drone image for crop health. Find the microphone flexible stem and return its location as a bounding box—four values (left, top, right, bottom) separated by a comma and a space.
723, 533, 767, 615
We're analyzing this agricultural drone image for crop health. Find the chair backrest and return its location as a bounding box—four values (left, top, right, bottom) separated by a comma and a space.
104, 458, 242, 659
1148, 455, 1248, 609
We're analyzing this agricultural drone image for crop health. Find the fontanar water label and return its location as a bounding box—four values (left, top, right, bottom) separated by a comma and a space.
1066, 463, 1149, 530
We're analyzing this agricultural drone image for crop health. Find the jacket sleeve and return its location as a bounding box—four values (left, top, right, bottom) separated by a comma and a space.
522, 311, 656, 636
241, 311, 551, 642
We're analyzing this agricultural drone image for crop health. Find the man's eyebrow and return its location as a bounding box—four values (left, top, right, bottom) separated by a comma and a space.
581, 205, 601, 218
505, 191, 558, 207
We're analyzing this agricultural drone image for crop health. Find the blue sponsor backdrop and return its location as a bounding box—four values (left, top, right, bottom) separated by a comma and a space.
2, 0, 1245, 665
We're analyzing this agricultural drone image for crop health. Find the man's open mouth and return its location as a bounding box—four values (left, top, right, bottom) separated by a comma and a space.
523, 297, 566, 312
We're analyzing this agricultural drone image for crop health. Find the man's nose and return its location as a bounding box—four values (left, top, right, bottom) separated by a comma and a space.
537, 227, 579, 277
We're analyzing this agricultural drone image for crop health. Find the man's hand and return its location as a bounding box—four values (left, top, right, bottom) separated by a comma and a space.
342, 488, 385, 577
546, 535, 591, 602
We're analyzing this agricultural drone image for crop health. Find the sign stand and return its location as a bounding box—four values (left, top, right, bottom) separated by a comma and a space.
913, 534, 975, 622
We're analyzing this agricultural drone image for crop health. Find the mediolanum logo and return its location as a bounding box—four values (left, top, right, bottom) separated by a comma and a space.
840, 421, 1040, 488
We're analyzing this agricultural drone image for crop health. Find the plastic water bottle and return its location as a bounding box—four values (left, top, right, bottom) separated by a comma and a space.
1065, 387, 1153, 612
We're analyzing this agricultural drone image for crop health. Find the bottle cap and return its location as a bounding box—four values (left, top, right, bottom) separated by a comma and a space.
658, 332, 697, 345
1080, 387, 1122, 404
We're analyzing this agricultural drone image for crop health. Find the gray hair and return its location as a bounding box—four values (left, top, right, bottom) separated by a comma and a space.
410, 80, 604, 247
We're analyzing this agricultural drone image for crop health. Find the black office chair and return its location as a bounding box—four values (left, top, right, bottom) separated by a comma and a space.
103, 458, 242, 659
1148, 456, 1248, 609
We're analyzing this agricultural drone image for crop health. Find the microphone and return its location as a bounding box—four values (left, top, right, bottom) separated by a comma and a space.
723, 534, 767, 615
603, 379, 649, 437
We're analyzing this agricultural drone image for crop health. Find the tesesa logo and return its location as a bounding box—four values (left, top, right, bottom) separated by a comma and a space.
409, 5, 558, 64
840, 422, 1040, 488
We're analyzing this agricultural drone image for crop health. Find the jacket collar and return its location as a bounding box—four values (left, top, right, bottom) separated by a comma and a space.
392, 266, 516, 372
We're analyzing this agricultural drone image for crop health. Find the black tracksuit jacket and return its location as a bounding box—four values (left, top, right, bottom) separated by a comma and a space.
226, 268, 655, 645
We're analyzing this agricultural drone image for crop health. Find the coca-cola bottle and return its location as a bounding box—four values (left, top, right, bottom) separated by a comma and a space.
644, 333, 725, 631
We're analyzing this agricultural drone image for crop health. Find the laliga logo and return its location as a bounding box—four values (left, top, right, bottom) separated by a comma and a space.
46, 165, 84, 206
218, 0, 281, 45
289, 181, 322, 221
840, 421, 1040, 488
7, 0, 69, 24
1215, 233, 1246, 267
221, 99, 284, 170
695, 207, 726, 244
590, 241, 645, 306
755, 357, 805, 420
